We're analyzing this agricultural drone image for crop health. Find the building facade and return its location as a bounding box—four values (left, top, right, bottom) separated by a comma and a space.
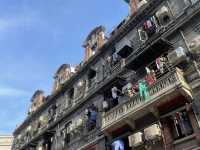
12, 0, 200, 149
0, 135, 13, 150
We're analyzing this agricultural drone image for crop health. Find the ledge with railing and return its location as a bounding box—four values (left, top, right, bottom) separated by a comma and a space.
101, 68, 192, 130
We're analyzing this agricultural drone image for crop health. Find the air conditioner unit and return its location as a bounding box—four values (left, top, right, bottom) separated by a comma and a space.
137, 0, 148, 10
168, 47, 187, 65
128, 132, 143, 147
189, 36, 200, 54
156, 6, 171, 26
144, 124, 162, 141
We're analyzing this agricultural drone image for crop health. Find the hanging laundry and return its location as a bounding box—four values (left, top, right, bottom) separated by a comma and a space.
145, 71, 156, 86
111, 139, 125, 150
134, 82, 139, 93
122, 83, 135, 97
143, 17, 157, 37
127, 82, 136, 97
139, 80, 149, 100
156, 57, 166, 74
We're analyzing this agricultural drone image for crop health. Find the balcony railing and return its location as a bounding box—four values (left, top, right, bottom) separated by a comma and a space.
102, 68, 192, 130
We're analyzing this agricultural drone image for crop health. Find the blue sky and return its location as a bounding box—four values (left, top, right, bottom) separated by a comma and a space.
0, 0, 128, 134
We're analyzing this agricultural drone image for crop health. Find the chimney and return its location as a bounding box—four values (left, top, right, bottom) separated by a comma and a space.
83, 26, 106, 61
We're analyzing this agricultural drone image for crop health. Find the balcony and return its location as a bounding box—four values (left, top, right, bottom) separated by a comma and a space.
101, 68, 192, 130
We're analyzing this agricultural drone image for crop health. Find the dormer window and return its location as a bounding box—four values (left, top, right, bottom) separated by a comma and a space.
52, 64, 72, 93
83, 26, 106, 61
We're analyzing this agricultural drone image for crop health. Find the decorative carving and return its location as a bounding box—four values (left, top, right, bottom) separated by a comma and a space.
83, 26, 106, 61
53, 64, 74, 93
29, 90, 45, 114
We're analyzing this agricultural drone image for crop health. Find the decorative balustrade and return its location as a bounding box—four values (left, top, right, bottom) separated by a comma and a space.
102, 69, 191, 129
112, 61, 122, 74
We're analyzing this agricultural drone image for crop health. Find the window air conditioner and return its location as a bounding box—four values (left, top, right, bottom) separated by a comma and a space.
144, 124, 162, 141
137, 0, 148, 10
156, 6, 171, 26
189, 36, 200, 54
168, 47, 187, 65
128, 132, 143, 147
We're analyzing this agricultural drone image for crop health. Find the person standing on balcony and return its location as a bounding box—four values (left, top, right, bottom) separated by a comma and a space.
111, 86, 121, 107
85, 104, 98, 131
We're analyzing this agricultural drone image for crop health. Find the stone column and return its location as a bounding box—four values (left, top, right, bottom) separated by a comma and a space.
161, 118, 174, 150
187, 107, 200, 143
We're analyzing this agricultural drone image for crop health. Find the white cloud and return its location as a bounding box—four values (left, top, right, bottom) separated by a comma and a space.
0, 86, 30, 97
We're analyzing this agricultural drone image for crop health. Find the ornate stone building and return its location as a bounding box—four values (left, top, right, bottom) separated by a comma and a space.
12, 0, 200, 149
